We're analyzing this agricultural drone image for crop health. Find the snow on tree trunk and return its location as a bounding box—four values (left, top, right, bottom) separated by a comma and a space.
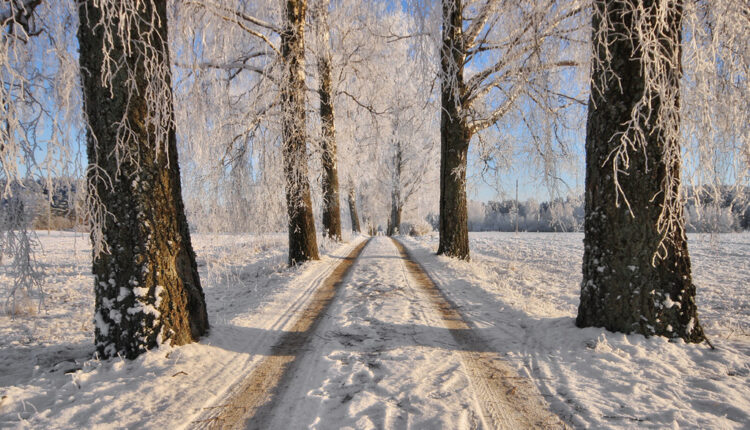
437, 0, 470, 260
576, 0, 705, 343
347, 184, 361, 234
77, 0, 209, 359
281, 0, 320, 265
314, 0, 342, 241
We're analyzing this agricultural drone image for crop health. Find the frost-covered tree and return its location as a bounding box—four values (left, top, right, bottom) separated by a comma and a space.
576, 0, 705, 342
435, 0, 585, 259
383, 119, 435, 236
77, 0, 208, 358
0, 183, 43, 314
280, 0, 320, 263
0, 0, 78, 312
346, 182, 361, 233
312, 0, 342, 241
176, 0, 318, 265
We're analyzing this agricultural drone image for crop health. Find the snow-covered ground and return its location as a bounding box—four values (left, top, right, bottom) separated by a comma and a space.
0, 230, 364, 428
1, 231, 748, 428
252, 236, 558, 429
400, 232, 750, 429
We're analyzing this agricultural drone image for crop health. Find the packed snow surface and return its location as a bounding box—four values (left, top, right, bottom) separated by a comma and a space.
1, 231, 748, 428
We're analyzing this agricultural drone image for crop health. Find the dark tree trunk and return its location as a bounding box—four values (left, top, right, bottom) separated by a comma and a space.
437, 0, 471, 260
577, 0, 705, 343
282, 0, 319, 265
315, 0, 342, 241
387, 192, 402, 236
347, 185, 361, 233
387, 140, 403, 237
77, 0, 208, 359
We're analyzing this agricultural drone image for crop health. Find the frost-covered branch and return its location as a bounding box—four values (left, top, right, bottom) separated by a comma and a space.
184, 0, 281, 56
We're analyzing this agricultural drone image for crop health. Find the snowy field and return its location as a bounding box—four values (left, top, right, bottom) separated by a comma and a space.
0, 231, 748, 428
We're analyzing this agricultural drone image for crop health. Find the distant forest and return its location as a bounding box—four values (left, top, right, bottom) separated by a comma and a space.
460, 186, 750, 233
4, 180, 749, 235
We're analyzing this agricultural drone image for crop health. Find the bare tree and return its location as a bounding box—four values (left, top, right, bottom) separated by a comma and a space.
77, 0, 208, 358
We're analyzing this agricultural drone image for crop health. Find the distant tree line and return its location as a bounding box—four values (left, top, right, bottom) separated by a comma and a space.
467, 197, 585, 233
684, 186, 750, 233
0, 179, 85, 231
8, 178, 749, 236
453, 187, 750, 233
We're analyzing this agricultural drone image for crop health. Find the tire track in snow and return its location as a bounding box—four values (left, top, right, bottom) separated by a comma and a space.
190, 238, 370, 429
186, 237, 368, 427
391, 238, 565, 429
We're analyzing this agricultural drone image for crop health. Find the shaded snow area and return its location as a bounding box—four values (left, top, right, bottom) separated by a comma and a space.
1, 231, 748, 429
400, 232, 750, 429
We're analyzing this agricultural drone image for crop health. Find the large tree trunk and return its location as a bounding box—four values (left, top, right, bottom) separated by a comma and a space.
437, 0, 471, 260
281, 0, 319, 265
77, 0, 208, 359
314, 0, 342, 241
347, 184, 361, 234
577, 0, 704, 343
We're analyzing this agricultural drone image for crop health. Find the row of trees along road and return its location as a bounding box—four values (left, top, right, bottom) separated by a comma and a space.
1, 0, 747, 358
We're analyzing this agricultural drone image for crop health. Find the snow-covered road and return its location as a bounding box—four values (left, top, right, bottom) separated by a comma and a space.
247, 236, 558, 429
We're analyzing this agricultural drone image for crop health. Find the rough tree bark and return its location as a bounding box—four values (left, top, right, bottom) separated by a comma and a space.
437, 0, 471, 259
281, 0, 319, 265
347, 184, 361, 233
576, 0, 705, 343
77, 0, 208, 359
313, 0, 342, 241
